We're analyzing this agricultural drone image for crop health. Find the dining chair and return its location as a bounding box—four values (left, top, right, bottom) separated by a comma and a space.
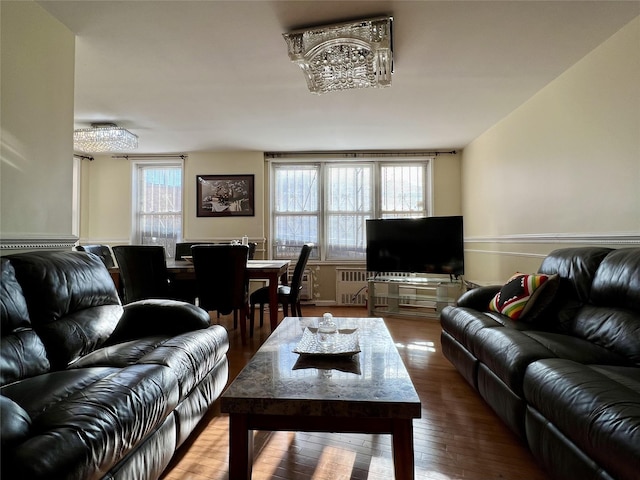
191, 244, 251, 340
248, 242, 258, 260
112, 245, 173, 304
75, 244, 115, 269
250, 243, 313, 332
175, 242, 201, 260
173, 242, 204, 303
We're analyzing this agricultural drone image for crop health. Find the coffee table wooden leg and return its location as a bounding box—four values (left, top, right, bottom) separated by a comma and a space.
228, 413, 253, 480
391, 419, 415, 480
268, 274, 278, 331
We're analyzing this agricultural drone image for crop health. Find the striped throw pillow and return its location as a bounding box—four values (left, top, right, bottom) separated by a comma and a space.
488, 273, 557, 320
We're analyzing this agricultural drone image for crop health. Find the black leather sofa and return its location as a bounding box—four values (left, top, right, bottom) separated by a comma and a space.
1, 250, 229, 479
441, 247, 639, 480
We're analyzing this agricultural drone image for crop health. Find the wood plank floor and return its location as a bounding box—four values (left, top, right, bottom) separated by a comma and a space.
160, 306, 550, 480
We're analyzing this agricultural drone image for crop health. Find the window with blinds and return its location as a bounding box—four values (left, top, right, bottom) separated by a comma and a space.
271, 158, 431, 261
132, 161, 183, 258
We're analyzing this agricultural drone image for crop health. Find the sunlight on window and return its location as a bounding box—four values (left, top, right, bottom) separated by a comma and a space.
272, 158, 430, 261
395, 341, 437, 353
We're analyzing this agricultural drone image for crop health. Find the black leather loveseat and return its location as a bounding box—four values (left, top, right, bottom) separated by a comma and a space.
441, 247, 639, 480
1, 250, 229, 479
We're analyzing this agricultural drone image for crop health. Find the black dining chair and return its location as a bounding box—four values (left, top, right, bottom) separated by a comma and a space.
112, 245, 173, 304
175, 242, 202, 260
75, 244, 115, 269
191, 244, 251, 340
248, 242, 258, 260
250, 243, 313, 332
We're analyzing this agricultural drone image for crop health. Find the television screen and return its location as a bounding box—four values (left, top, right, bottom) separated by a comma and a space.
366, 216, 464, 276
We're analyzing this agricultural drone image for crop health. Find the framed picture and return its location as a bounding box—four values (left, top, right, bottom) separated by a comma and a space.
196, 174, 255, 217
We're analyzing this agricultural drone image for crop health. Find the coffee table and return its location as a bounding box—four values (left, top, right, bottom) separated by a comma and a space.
220, 316, 422, 479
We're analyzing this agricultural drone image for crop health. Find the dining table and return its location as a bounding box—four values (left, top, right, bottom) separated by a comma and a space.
110, 259, 290, 332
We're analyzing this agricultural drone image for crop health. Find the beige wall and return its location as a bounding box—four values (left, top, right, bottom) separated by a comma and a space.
461, 16, 640, 283
80, 151, 265, 246
186, 152, 265, 243
79, 155, 131, 243
432, 152, 462, 216
0, 1, 75, 250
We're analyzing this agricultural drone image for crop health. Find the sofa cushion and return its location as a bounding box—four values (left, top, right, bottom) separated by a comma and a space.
1, 259, 31, 329
70, 336, 171, 369
580, 248, 640, 365
6, 364, 180, 480
0, 330, 51, 386
590, 247, 640, 311
472, 327, 559, 396
8, 251, 124, 369
570, 305, 640, 365
538, 247, 612, 303
1, 367, 120, 418
471, 326, 631, 396
524, 359, 640, 480
137, 325, 229, 399
1, 259, 50, 385
489, 273, 558, 321
522, 331, 631, 365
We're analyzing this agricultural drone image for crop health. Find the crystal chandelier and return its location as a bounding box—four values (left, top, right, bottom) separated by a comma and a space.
283, 16, 393, 94
73, 123, 138, 153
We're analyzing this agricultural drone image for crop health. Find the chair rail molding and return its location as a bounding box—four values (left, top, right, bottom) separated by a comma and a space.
465, 232, 640, 245
0, 234, 78, 252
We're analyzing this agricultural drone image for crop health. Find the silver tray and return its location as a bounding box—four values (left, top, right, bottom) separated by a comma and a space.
293, 327, 360, 357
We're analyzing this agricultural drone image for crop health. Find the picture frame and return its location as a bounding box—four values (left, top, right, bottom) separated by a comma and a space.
196, 174, 255, 217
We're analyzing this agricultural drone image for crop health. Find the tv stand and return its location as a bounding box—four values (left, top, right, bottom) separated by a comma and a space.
367, 275, 462, 319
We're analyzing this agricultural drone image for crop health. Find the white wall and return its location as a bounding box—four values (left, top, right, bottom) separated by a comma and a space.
461, 16, 640, 283
1, 2, 75, 250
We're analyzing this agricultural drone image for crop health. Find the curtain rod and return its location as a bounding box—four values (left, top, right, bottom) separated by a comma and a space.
265, 150, 456, 159
111, 154, 188, 160
74, 154, 94, 161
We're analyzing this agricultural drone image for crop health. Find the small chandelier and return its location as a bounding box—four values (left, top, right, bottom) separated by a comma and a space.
73, 123, 138, 153
283, 16, 393, 95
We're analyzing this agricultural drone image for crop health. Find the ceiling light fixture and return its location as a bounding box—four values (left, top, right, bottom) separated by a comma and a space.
283, 16, 393, 95
73, 123, 138, 153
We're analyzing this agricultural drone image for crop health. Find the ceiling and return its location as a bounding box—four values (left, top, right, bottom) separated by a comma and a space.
38, 1, 639, 155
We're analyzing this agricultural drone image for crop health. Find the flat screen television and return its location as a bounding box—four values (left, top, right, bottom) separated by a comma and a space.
366, 216, 464, 277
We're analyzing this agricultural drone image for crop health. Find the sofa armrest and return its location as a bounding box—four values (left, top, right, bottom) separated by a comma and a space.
104, 299, 210, 345
456, 285, 501, 310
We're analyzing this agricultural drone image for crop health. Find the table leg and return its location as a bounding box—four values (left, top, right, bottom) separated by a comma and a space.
391, 419, 415, 480
228, 414, 253, 480
268, 273, 279, 331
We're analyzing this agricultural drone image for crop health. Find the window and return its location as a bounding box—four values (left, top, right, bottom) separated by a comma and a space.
272, 164, 320, 258
271, 158, 431, 261
132, 161, 183, 258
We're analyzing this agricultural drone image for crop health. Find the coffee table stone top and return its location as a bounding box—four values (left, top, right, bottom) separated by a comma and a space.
221, 316, 421, 419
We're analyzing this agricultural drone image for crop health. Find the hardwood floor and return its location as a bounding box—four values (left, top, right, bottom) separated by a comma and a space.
160, 306, 550, 480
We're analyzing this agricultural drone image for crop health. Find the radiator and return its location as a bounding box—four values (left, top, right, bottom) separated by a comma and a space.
336, 269, 418, 306
288, 269, 313, 302
336, 268, 369, 305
